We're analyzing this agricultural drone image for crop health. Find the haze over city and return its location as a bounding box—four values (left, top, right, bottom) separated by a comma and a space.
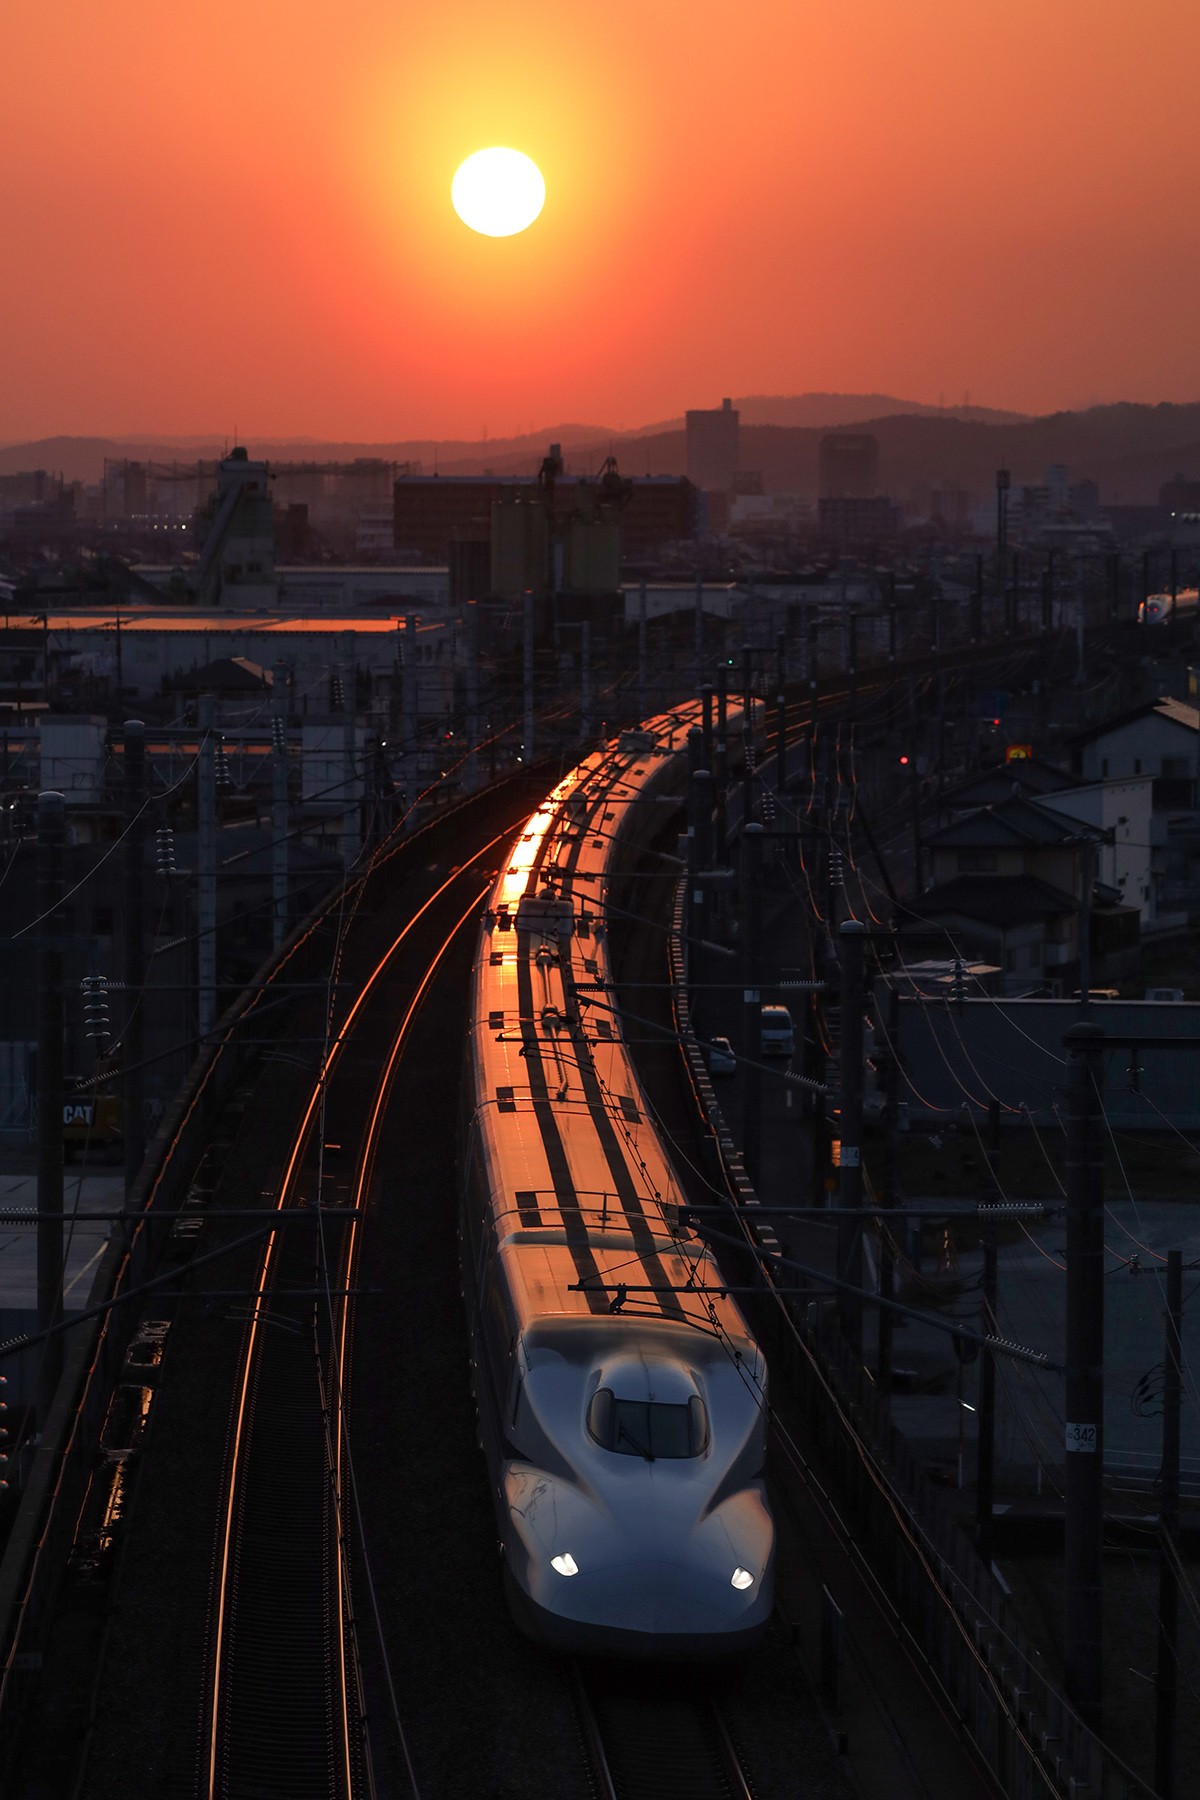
4, 0, 1199, 443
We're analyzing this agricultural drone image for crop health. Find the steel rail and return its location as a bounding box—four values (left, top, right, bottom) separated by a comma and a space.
205, 831, 510, 1800
572, 1661, 756, 1800
325, 883, 489, 1800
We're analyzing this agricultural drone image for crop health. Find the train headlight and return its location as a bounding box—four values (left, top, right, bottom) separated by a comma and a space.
551, 1553, 579, 1577
730, 1567, 754, 1590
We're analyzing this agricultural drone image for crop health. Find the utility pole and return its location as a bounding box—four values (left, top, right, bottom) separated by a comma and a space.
906, 755, 923, 893
340, 661, 358, 869
877, 977, 900, 1392
775, 693, 787, 791
688, 767, 713, 994
637, 579, 648, 724
714, 666, 729, 865
37, 790, 66, 1429
694, 573, 705, 692
975, 1098, 1002, 1566
837, 920, 866, 1355
996, 469, 1010, 633
272, 664, 289, 948
1169, 546, 1178, 620
1079, 836, 1094, 1012
523, 590, 535, 766
465, 601, 479, 794
197, 696, 217, 1045
807, 618, 819, 747
1154, 1248, 1183, 1800
123, 720, 146, 1201
976, 1224, 998, 1565
741, 719, 755, 828
741, 823, 764, 1185
403, 612, 419, 759
580, 619, 591, 745
1064, 1019, 1105, 1732
700, 684, 714, 769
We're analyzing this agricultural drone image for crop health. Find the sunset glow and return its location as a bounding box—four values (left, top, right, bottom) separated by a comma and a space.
2, 0, 1199, 439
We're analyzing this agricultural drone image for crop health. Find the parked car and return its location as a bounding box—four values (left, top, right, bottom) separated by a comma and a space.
759, 1005, 795, 1056
705, 1035, 737, 1075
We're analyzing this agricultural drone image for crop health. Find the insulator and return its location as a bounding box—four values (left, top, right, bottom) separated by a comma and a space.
214, 739, 232, 792
155, 825, 177, 875
81, 974, 111, 1041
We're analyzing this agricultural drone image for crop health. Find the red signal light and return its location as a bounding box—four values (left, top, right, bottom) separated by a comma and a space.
899, 754, 910, 766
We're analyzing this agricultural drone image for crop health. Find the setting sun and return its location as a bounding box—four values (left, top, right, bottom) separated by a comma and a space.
451, 147, 545, 238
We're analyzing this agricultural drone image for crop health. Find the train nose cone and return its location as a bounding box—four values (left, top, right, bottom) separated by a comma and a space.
547, 1560, 735, 1633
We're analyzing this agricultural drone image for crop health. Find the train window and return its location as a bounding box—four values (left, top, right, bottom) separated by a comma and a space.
587, 1387, 613, 1447
587, 1388, 708, 1460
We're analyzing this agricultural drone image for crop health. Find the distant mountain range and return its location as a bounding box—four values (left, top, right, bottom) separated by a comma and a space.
2, 395, 1198, 502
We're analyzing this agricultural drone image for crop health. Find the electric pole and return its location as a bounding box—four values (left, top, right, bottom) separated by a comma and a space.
37, 790, 66, 1429
123, 719, 146, 1201
197, 696, 217, 1044
837, 920, 866, 1355
1154, 1248, 1183, 1799
741, 823, 764, 1185
523, 590, 535, 765
1064, 1019, 1105, 1732
272, 664, 289, 948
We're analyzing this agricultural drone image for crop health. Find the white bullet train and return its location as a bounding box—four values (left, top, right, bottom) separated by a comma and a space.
1138, 587, 1198, 625
461, 713, 774, 1657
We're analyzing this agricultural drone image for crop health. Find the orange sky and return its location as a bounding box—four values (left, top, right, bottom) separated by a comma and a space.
3, 0, 1198, 441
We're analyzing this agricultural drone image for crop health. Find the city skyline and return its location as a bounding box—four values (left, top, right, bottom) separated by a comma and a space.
4, 0, 1199, 442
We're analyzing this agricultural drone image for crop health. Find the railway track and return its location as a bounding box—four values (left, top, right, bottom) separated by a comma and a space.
4, 623, 1117, 1795
199, 840, 510, 1800
573, 1661, 758, 1800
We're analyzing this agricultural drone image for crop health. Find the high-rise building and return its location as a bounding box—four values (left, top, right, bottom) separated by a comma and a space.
686, 398, 739, 492
196, 448, 277, 607
818, 433, 880, 499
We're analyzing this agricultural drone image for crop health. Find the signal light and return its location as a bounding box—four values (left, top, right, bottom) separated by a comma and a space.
899, 754, 910, 766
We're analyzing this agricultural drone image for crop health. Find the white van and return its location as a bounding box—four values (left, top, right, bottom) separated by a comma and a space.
759, 1005, 795, 1056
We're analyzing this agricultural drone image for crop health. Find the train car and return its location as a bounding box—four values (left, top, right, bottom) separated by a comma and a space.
1138, 588, 1199, 625
461, 713, 774, 1658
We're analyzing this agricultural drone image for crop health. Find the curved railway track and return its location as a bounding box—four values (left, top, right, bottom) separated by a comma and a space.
4, 619, 1110, 1797
200, 848, 505, 1799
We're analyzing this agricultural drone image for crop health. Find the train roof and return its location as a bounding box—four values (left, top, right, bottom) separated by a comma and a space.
470, 709, 760, 1361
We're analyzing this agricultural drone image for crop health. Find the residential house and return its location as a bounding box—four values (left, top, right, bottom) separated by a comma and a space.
1069, 697, 1200, 920
912, 794, 1137, 992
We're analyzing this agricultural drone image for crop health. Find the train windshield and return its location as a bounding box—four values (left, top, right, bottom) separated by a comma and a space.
588, 1390, 708, 1459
